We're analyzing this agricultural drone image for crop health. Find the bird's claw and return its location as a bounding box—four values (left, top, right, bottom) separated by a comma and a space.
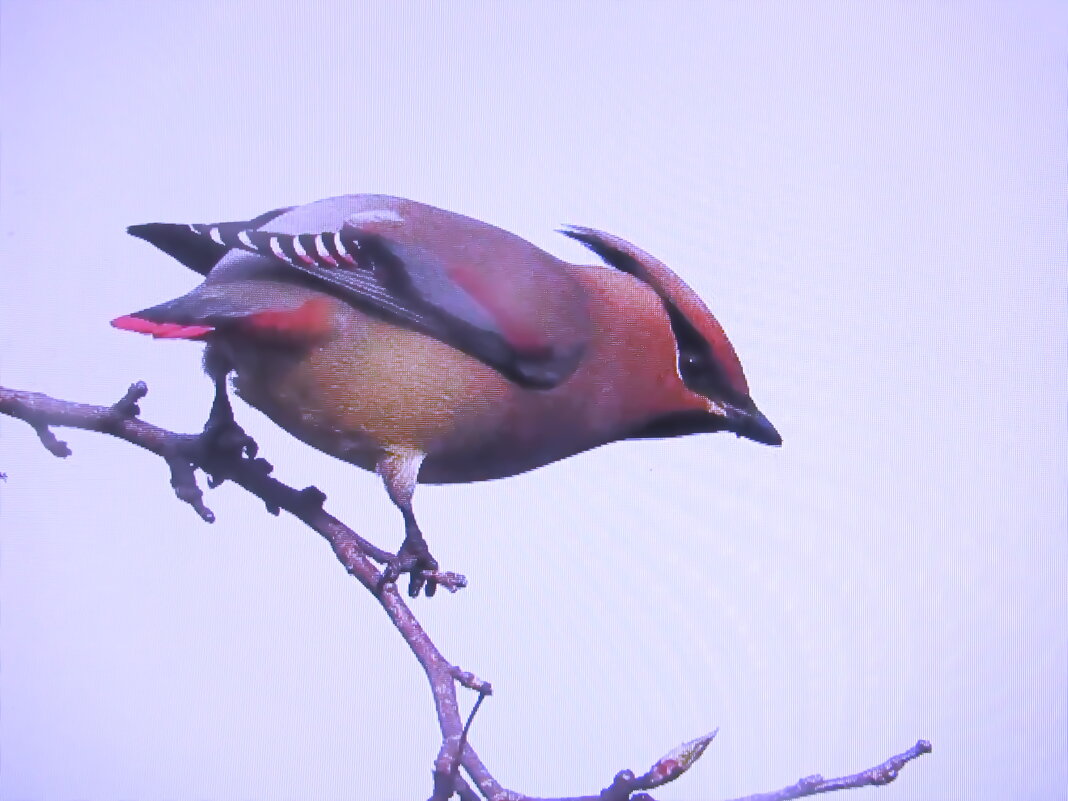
203, 418, 258, 461
379, 543, 440, 598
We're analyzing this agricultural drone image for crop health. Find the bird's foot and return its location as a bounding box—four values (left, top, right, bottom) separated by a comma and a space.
188, 415, 259, 486
380, 539, 441, 598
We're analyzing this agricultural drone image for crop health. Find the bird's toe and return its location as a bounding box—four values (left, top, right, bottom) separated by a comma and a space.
379, 544, 440, 598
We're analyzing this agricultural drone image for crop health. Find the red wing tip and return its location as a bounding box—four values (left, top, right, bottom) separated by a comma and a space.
111, 315, 214, 340
243, 298, 334, 339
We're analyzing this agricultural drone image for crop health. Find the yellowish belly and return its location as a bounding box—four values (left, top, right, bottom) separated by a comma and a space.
224, 308, 518, 477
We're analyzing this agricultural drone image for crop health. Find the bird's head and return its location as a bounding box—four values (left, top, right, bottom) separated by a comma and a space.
561, 225, 781, 448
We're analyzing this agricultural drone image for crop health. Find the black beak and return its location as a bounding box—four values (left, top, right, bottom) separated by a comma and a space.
725, 403, 782, 447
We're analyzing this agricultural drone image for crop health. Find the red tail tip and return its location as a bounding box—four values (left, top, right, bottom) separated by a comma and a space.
111, 315, 214, 340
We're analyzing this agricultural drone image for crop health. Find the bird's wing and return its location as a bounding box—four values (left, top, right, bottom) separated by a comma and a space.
176, 221, 583, 389
127, 206, 293, 275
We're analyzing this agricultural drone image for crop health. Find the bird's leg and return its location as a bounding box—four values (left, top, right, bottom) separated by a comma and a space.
394, 506, 439, 597
377, 447, 439, 597
195, 345, 258, 469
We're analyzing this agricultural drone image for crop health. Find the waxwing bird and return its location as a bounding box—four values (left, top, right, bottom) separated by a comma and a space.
113, 194, 780, 596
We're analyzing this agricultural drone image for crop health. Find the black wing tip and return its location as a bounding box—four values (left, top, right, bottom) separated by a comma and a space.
507, 342, 585, 390
126, 222, 221, 276
508, 360, 567, 389
127, 221, 191, 244
127, 222, 163, 238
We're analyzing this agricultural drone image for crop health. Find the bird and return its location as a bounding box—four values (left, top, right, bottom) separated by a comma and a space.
112, 194, 780, 596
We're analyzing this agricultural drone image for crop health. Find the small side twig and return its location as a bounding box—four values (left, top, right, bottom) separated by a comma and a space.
110, 380, 148, 418
450, 667, 494, 695
724, 740, 933, 801
31, 422, 72, 457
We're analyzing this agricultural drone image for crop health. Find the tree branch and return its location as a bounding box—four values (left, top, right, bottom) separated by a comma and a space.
724, 740, 933, 801
0, 382, 931, 800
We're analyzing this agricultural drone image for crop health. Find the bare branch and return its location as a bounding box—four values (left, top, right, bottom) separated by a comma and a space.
723, 740, 933, 801
0, 382, 931, 800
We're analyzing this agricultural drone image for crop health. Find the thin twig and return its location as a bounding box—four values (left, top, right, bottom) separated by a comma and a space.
723, 740, 933, 801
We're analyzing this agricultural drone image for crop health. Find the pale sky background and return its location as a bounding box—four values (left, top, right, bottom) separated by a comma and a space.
1, 2, 1065, 800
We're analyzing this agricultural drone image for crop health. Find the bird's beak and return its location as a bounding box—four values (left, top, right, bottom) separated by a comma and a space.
723, 403, 782, 447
